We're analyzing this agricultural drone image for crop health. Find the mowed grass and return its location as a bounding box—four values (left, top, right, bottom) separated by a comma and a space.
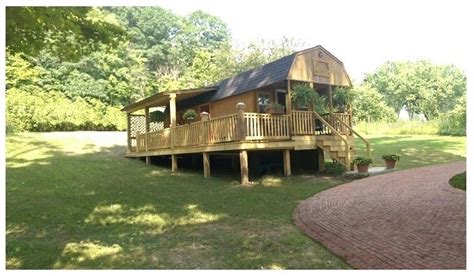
353, 134, 465, 170
6, 132, 349, 269
6, 132, 466, 269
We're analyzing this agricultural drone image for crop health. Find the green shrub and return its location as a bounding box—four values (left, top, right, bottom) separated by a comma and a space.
381, 154, 400, 161
438, 96, 466, 136
324, 162, 346, 175
352, 156, 372, 165
6, 87, 126, 132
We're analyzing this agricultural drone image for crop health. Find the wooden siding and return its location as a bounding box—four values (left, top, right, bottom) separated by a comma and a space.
209, 91, 257, 118
288, 46, 351, 87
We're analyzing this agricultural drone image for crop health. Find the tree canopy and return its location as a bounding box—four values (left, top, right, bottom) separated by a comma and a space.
6, 7, 126, 60
5, 7, 465, 135
364, 60, 466, 120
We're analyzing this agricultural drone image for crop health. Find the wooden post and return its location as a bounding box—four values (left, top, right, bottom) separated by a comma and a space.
169, 93, 177, 128
286, 80, 292, 115
328, 84, 334, 129
286, 80, 292, 135
203, 152, 210, 178
145, 107, 150, 152
239, 150, 249, 185
146, 156, 151, 165
170, 93, 177, 149
328, 84, 334, 113
171, 154, 178, 172
283, 149, 291, 176
309, 82, 314, 112
236, 103, 246, 140
126, 113, 132, 152
317, 148, 325, 172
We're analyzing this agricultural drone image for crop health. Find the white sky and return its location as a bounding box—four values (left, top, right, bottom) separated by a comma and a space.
153, 0, 471, 82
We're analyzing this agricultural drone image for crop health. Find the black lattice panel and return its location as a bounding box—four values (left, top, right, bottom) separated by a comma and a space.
130, 115, 146, 138
150, 122, 164, 132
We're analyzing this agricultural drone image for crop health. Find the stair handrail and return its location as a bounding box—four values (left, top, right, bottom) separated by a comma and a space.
313, 112, 351, 171
332, 114, 371, 157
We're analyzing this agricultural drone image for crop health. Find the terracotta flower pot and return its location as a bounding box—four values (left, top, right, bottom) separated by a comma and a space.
384, 159, 396, 169
356, 164, 369, 173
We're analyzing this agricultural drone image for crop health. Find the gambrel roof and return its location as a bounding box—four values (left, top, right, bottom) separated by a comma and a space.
122, 45, 351, 113
210, 53, 296, 101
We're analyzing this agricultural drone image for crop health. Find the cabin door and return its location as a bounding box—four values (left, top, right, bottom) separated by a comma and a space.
276, 91, 287, 111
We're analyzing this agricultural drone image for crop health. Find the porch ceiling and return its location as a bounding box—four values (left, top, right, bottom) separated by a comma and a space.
122, 86, 218, 113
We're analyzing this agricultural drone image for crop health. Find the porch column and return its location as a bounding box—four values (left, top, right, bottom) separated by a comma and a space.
328, 84, 334, 115
169, 93, 176, 149
240, 150, 249, 185
283, 149, 291, 176
126, 113, 132, 152
145, 107, 150, 165
286, 80, 292, 115
169, 93, 177, 128
286, 80, 293, 135
328, 84, 334, 128
203, 152, 210, 178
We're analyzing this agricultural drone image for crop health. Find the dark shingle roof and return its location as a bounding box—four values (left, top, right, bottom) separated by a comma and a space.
209, 53, 296, 101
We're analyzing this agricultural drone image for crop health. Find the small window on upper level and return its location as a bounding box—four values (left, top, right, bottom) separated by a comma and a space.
258, 93, 271, 113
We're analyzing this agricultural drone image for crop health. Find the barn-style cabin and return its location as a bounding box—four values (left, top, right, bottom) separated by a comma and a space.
122, 45, 370, 184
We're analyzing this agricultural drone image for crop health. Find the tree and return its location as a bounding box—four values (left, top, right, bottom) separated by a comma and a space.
364, 60, 466, 120
6, 7, 126, 60
350, 85, 397, 122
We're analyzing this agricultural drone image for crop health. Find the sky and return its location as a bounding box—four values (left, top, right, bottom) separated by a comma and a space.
153, 0, 471, 83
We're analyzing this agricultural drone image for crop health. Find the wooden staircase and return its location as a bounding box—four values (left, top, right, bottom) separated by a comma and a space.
316, 135, 355, 169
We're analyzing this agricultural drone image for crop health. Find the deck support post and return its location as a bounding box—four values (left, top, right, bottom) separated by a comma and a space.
283, 149, 291, 176
203, 152, 210, 178
126, 113, 132, 152
146, 156, 151, 165
239, 150, 249, 185
317, 148, 325, 172
171, 154, 178, 172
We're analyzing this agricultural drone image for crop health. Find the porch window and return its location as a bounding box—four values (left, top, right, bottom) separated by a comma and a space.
258, 93, 271, 113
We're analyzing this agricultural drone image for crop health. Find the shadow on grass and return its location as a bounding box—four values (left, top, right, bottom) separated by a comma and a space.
6, 136, 347, 269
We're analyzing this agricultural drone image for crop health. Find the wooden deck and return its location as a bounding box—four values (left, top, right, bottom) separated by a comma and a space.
126, 110, 369, 173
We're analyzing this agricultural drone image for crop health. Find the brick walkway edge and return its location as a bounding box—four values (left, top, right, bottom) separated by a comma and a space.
293, 161, 466, 269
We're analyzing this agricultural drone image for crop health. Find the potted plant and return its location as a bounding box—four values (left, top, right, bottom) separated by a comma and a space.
382, 154, 400, 169
291, 83, 317, 111
182, 109, 198, 123
264, 103, 285, 114
291, 83, 327, 113
352, 156, 372, 173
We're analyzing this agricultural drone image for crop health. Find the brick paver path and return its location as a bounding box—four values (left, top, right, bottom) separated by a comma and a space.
294, 161, 466, 269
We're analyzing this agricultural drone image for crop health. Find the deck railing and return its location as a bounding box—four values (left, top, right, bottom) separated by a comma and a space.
244, 113, 290, 140
134, 110, 356, 153
291, 111, 315, 135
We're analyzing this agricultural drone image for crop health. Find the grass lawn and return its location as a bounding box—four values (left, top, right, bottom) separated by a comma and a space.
6, 132, 349, 269
354, 134, 466, 170
6, 132, 466, 269
450, 172, 466, 190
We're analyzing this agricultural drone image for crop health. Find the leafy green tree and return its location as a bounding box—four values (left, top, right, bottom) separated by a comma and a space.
364, 60, 466, 120
6, 7, 126, 60
350, 85, 397, 122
